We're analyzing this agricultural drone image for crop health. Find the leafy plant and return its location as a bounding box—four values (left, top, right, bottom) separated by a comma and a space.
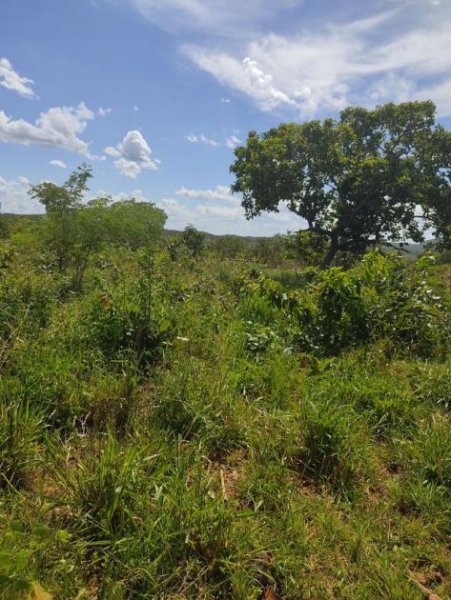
0, 403, 43, 490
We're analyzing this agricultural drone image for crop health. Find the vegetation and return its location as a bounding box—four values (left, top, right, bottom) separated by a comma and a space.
0, 128, 450, 599
231, 100, 451, 265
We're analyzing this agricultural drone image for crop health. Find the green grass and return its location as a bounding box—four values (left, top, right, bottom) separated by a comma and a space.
0, 239, 449, 599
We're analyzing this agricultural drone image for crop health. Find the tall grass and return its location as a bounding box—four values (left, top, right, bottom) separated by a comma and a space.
0, 237, 449, 599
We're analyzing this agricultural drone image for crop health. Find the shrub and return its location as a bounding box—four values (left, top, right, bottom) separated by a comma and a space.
81, 289, 172, 368
0, 275, 55, 341
238, 252, 450, 357
181, 225, 205, 257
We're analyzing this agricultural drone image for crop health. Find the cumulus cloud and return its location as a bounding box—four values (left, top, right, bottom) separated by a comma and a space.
49, 160, 67, 169
0, 58, 35, 98
104, 130, 160, 178
185, 133, 219, 147
157, 183, 302, 234
0, 102, 96, 154
97, 182, 303, 235
176, 185, 237, 202
0, 175, 43, 214
158, 195, 302, 235
183, 2, 451, 116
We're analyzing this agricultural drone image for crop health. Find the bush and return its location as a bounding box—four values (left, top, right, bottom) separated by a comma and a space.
0, 275, 55, 341
238, 252, 449, 357
81, 287, 172, 368
182, 225, 205, 257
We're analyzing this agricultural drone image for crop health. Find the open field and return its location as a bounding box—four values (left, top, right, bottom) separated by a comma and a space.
0, 221, 450, 599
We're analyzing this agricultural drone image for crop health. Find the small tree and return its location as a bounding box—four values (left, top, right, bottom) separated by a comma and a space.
29, 168, 167, 292
231, 101, 451, 265
103, 198, 167, 251
29, 164, 92, 274
182, 225, 205, 257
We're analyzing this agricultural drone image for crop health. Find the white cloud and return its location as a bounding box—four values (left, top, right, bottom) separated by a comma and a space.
176, 185, 237, 202
0, 102, 96, 154
157, 195, 303, 235
184, 2, 451, 116
226, 135, 242, 149
185, 133, 219, 147
0, 175, 43, 214
97, 107, 112, 117
127, 0, 303, 36
0, 58, 35, 98
98, 183, 304, 235
118, 0, 451, 116
49, 160, 67, 169
104, 130, 160, 178
221, 98, 231, 103
96, 187, 151, 203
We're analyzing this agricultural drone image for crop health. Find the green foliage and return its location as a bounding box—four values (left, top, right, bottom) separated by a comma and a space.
284, 230, 328, 265
211, 234, 246, 259
29, 164, 93, 274
0, 403, 43, 490
182, 224, 206, 257
153, 361, 246, 456
411, 362, 451, 410
0, 275, 56, 370
231, 100, 451, 263
237, 251, 449, 357
0, 521, 58, 596
81, 281, 172, 368
101, 197, 167, 250
0, 214, 450, 599
295, 399, 373, 498
0, 215, 10, 240
406, 418, 451, 491
57, 434, 144, 542
29, 167, 166, 291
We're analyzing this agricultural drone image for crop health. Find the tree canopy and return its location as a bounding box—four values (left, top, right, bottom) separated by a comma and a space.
230, 101, 451, 264
29, 165, 166, 290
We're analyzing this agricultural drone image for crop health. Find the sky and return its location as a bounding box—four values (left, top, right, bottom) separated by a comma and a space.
1, 0, 451, 236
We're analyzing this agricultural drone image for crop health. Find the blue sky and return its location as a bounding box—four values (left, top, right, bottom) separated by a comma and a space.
1, 0, 450, 235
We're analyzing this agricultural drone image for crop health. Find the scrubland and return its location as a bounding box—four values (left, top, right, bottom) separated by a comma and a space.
0, 222, 450, 599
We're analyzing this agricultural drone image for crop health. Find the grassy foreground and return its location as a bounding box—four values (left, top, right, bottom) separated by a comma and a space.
0, 235, 450, 599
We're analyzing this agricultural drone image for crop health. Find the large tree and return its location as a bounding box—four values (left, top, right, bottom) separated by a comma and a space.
230, 101, 451, 265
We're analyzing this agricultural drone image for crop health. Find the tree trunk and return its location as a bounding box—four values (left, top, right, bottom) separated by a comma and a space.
321, 234, 339, 268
